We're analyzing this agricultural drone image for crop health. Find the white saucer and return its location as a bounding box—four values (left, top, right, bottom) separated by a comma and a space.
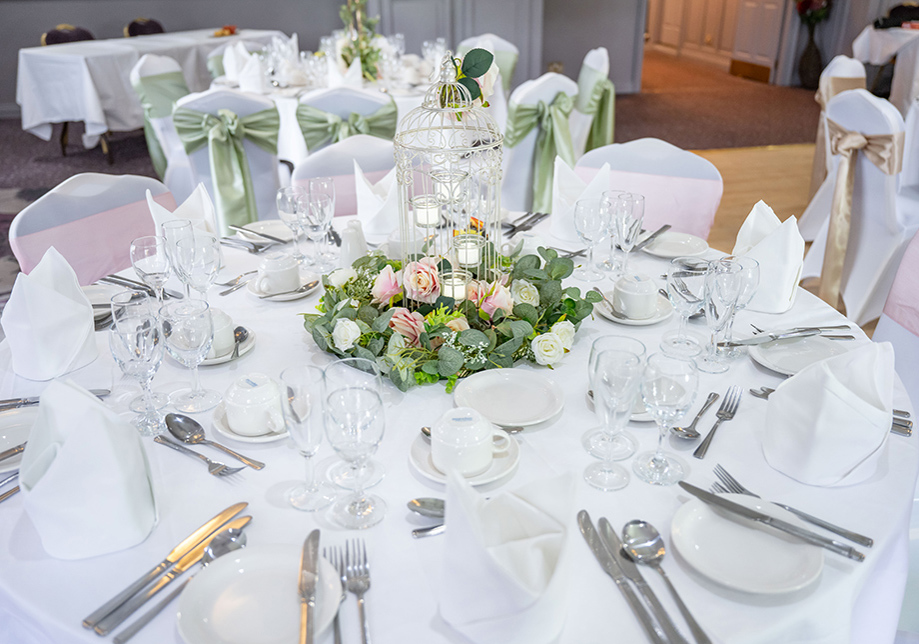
408, 433, 520, 486
247, 273, 321, 301
235, 220, 295, 243
748, 335, 849, 377
596, 294, 674, 326
642, 232, 709, 258
82, 284, 122, 320
211, 402, 288, 444
200, 328, 256, 366
0, 408, 38, 474
453, 370, 564, 427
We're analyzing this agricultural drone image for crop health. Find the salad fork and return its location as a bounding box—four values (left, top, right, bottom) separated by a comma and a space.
693, 386, 742, 459
326, 547, 347, 644
344, 539, 372, 644
153, 436, 244, 477
216, 271, 257, 287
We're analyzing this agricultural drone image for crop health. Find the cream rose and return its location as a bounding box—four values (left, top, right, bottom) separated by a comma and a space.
389, 307, 427, 347
327, 267, 356, 288
511, 278, 540, 307
371, 265, 402, 305
332, 318, 361, 351
481, 282, 514, 319
551, 320, 576, 350
477, 60, 500, 104
531, 332, 564, 366
403, 257, 441, 304
445, 316, 470, 333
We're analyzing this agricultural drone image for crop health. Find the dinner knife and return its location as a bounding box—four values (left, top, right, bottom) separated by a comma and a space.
93, 515, 252, 635
577, 510, 667, 644
506, 212, 549, 237
0, 389, 110, 411
299, 529, 320, 644
0, 485, 19, 504
633, 225, 672, 252
82, 501, 248, 630
228, 224, 288, 244
598, 518, 690, 644
717, 328, 821, 348
99, 275, 183, 301
0, 442, 25, 464
328, 227, 342, 247
678, 482, 865, 562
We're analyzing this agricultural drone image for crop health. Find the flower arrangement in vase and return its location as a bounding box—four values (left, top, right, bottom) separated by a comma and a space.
795, 0, 832, 89
339, 0, 382, 82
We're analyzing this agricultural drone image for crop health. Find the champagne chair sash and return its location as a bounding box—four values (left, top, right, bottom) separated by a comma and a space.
505, 92, 575, 213
130, 71, 189, 180
294, 99, 397, 152
810, 76, 867, 197
583, 78, 615, 153
819, 118, 904, 310
173, 106, 279, 229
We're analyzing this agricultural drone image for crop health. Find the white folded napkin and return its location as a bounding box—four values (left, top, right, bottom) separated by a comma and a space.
732, 200, 805, 313
329, 56, 363, 88
147, 184, 217, 234
550, 158, 610, 243
440, 472, 574, 644
223, 42, 253, 83
354, 161, 399, 241
19, 379, 157, 559
0, 248, 97, 381
238, 53, 269, 94
762, 342, 894, 487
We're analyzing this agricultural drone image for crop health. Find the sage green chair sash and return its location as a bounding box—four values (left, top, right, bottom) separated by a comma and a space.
583, 78, 615, 152
295, 99, 397, 152
130, 70, 189, 180
504, 92, 575, 213
207, 55, 225, 80
173, 106, 279, 229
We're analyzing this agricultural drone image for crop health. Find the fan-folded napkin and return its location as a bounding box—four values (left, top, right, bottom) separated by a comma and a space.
0, 248, 97, 381
19, 379, 157, 559
550, 158, 610, 243
147, 184, 217, 234
762, 342, 894, 487
440, 472, 573, 644
732, 200, 804, 313
238, 54, 270, 94
329, 57, 363, 89
223, 42, 253, 83
354, 161, 399, 241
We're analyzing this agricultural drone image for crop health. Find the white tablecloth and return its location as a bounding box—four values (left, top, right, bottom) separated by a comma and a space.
0, 228, 915, 644
852, 25, 919, 115
16, 29, 285, 146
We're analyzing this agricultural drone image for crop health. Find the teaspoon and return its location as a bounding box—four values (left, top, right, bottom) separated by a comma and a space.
671, 392, 719, 440
420, 424, 523, 438
231, 326, 248, 359
166, 413, 265, 470
407, 497, 445, 519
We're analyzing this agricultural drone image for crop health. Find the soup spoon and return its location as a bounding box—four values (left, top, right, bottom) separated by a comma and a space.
166, 413, 265, 470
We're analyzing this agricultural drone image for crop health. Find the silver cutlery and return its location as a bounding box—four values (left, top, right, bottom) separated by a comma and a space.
412, 524, 445, 538
216, 270, 258, 287
219, 238, 277, 254
712, 464, 874, 547
748, 387, 911, 434
0, 486, 20, 503
166, 413, 264, 470
231, 326, 248, 360
717, 328, 821, 348
0, 442, 26, 463
99, 275, 183, 300
326, 547, 347, 644
506, 212, 549, 237
750, 323, 854, 340
328, 227, 342, 247
228, 225, 288, 245
633, 224, 672, 252
0, 388, 110, 411
258, 279, 320, 299
0, 470, 18, 488
671, 392, 719, 440
693, 386, 742, 459
152, 436, 245, 477
407, 497, 445, 518
344, 539, 373, 644
219, 280, 252, 296
299, 529, 320, 644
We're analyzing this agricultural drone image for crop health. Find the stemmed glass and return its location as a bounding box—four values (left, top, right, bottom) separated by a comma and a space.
660, 257, 709, 358
698, 258, 743, 374
722, 256, 761, 357
174, 233, 221, 303
130, 236, 171, 303
634, 353, 698, 486
277, 186, 308, 263
109, 305, 166, 436
599, 191, 621, 275
111, 291, 169, 413
280, 365, 336, 512
305, 192, 335, 272
324, 385, 386, 529
584, 348, 644, 491
161, 220, 194, 298
160, 299, 221, 413
612, 192, 644, 276
309, 177, 337, 267
573, 198, 608, 282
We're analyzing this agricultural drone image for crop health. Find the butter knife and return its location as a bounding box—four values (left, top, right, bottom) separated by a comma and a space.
679, 482, 865, 561
299, 529, 320, 644
634, 225, 672, 252
228, 224, 288, 244
717, 328, 821, 348
0, 389, 110, 411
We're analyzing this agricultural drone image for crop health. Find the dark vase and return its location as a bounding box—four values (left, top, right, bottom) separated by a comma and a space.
799, 22, 822, 90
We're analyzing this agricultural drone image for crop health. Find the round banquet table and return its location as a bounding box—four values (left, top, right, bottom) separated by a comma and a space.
0, 226, 916, 644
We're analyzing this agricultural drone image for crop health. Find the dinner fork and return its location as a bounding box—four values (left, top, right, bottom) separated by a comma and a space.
152, 436, 244, 477
326, 547, 347, 644
216, 270, 257, 287
344, 539, 372, 644
693, 386, 742, 459
713, 464, 874, 547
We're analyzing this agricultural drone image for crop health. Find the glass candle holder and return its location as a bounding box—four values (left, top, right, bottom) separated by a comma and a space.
440, 269, 471, 302
412, 194, 441, 228
432, 170, 469, 204
453, 234, 485, 268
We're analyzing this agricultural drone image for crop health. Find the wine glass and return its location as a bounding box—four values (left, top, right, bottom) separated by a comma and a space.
698, 258, 743, 374
308, 177, 337, 267
584, 348, 644, 491
599, 191, 621, 275
305, 192, 335, 272
612, 192, 644, 276
111, 291, 169, 414
160, 299, 221, 413
634, 353, 698, 486
722, 255, 761, 357
324, 385, 386, 529
280, 365, 336, 512
277, 186, 308, 263
109, 309, 165, 436
573, 198, 608, 282
582, 335, 645, 460
660, 257, 709, 358
174, 233, 220, 303
130, 236, 171, 302
161, 220, 194, 298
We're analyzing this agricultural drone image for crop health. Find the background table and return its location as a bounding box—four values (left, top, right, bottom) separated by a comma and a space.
852, 25, 919, 116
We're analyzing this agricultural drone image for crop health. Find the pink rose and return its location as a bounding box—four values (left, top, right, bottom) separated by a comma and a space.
481, 283, 514, 319
445, 317, 470, 333
389, 307, 426, 347
403, 257, 441, 304
371, 265, 402, 305
466, 279, 488, 304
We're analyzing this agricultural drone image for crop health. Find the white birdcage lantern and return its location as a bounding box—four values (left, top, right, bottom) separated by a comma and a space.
393, 52, 503, 309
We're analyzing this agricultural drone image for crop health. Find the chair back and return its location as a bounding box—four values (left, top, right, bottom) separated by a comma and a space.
206, 40, 264, 79
902, 98, 919, 193
9, 174, 171, 285
292, 135, 395, 217
41, 24, 93, 46
456, 33, 519, 93
576, 138, 722, 239
124, 18, 165, 37
570, 47, 613, 158
296, 87, 396, 154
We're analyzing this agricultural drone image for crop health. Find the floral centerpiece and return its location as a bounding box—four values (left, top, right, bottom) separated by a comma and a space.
302, 248, 601, 392
440, 49, 499, 110
794, 0, 832, 89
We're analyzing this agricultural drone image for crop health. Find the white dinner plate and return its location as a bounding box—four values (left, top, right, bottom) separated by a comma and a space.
748, 335, 849, 377
200, 329, 256, 366
0, 408, 38, 474
211, 402, 288, 444
641, 232, 709, 259
82, 284, 122, 320
235, 220, 296, 243
595, 294, 674, 326
408, 433, 520, 486
177, 545, 340, 644
671, 494, 824, 595
247, 273, 321, 302
453, 370, 564, 427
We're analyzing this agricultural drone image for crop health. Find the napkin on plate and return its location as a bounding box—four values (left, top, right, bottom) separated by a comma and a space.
223, 42, 253, 84
550, 158, 610, 243
0, 248, 97, 381
439, 472, 574, 644
762, 342, 894, 487
19, 379, 157, 559
147, 184, 217, 234
354, 160, 399, 241
329, 56, 363, 89
731, 200, 805, 313
238, 53, 270, 94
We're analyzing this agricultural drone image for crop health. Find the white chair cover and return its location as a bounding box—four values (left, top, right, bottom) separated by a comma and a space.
297, 86, 394, 156
801, 89, 917, 325
456, 35, 509, 133
575, 138, 723, 239
570, 47, 610, 159
901, 98, 919, 194
9, 174, 171, 285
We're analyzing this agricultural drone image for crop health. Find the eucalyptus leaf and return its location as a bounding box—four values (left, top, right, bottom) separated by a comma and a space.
512, 303, 539, 326
438, 345, 464, 376
458, 328, 489, 348
546, 257, 574, 280
523, 268, 549, 281
538, 247, 558, 262
353, 346, 375, 362
367, 336, 385, 356
371, 308, 396, 333
585, 290, 603, 303
422, 360, 440, 375
357, 305, 379, 325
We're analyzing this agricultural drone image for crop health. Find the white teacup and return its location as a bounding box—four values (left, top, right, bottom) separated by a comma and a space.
613, 273, 659, 320
224, 373, 284, 437
206, 308, 235, 359
431, 407, 510, 477
256, 252, 300, 294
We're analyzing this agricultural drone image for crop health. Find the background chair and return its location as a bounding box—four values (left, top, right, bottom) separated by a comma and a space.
456, 33, 519, 94
296, 86, 397, 157
9, 174, 170, 285
575, 138, 723, 239
570, 47, 614, 159
124, 18, 165, 37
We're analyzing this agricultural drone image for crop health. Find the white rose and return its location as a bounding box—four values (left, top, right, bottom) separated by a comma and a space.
511, 278, 540, 307
550, 320, 575, 350
531, 332, 564, 366
478, 60, 499, 103
332, 318, 361, 351
328, 267, 357, 288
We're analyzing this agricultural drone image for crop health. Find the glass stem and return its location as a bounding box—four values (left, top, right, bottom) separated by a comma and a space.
304, 454, 317, 492
586, 242, 596, 274
184, 284, 191, 298
724, 309, 737, 344
677, 313, 688, 341
293, 229, 304, 258
190, 364, 202, 397
621, 250, 630, 276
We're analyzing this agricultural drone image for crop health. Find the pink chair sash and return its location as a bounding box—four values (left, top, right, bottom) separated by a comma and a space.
575, 167, 722, 239
11, 193, 175, 286
882, 231, 919, 336
295, 170, 391, 218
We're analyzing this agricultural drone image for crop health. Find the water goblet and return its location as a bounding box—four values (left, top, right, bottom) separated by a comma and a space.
573, 198, 608, 282
161, 219, 194, 298
277, 186, 308, 263
160, 299, 221, 413
612, 192, 644, 276
722, 255, 761, 357
174, 233, 220, 303
111, 291, 169, 413
698, 258, 743, 374
309, 177, 337, 265
109, 310, 165, 436
660, 257, 709, 358
130, 236, 171, 302
599, 190, 621, 274
305, 192, 335, 272
633, 353, 698, 486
